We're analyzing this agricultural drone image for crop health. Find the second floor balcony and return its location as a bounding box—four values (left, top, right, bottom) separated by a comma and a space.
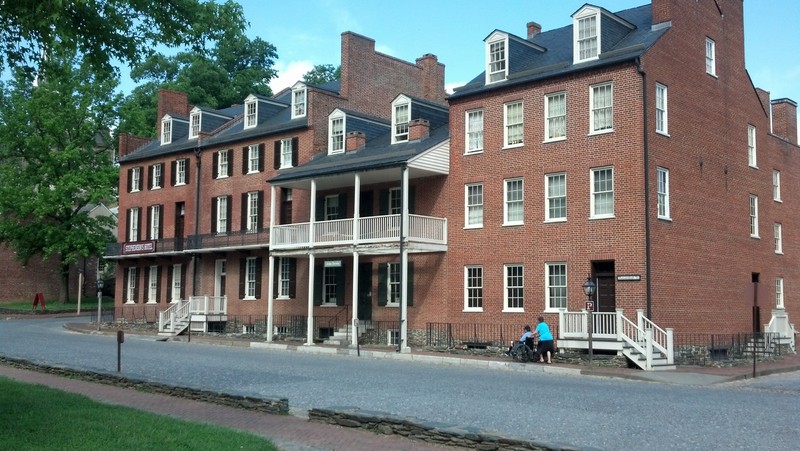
271, 214, 447, 254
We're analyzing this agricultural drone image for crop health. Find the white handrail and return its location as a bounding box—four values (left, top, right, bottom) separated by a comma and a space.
637, 309, 674, 364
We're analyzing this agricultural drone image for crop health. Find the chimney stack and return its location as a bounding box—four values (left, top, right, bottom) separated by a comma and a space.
346, 131, 366, 151
771, 99, 798, 145
156, 89, 190, 139
527, 21, 542, 39
409, 119, 430, 141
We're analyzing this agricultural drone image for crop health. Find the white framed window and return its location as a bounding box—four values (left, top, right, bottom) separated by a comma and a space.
161, 117, 172, 144
464, 266, 483, 311
747, 125, 757, 168
392, 97, 410, 144
151, 163, 162, 189
466, 109, 484, 154
247, 191, 259, 232
247, 144, 260, 173
329, 112, 344, 154
590, 83, 613, 134
504, 264, 524, 311
504, 178, 523, 225
175, 159, 186, 185
773, 170, 781, 202
386, 262, 401, 306
574, 9, 599, 62
705, 38, 716, 76
147, 265, 158, 303
291, 85, 306, 118
465, 183, 483, 228
776, 277, 784, 308
504, 101, 524, 147
216, 196, 228, 234
322, 267, 338, 305
244, 257, 257, 299
126, 267, 137, 304
171, 264, 182, 302
486, 34, 507, 84
657, 167, 670, 220
244, 97, 257, 129
130, 167, 141, 192
149, 205, 160, 240
545, 173, 566, 222
591, 167, 614, 219
278, 258, 291, 299
389, 188, 402, 215
545, 92, 566, 141
128, 207, 140, 242
545, 263, 567, 311
750, 194, 759, 238
656, 83, 668, 135
324, 195, 339, 221
217, 150, 229, 179
774, 223, 783, 254
189, 110, 200, 139
280, 138, 293, 169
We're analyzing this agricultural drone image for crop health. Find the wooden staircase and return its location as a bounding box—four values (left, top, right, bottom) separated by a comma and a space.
323, 322, 372, 346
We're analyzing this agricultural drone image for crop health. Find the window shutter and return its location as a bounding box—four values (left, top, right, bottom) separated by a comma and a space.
258, 144, 264, 172
241, 193, 247, 231
360, 191, 373, 217
147, 166, 153, 190
407, 261, 414, 306
156, 266, 162, 303
212, 152, 219, 179
171, 161, 176, 186
146, 207, 152, 240
256, 191, 264, 229
379, 189, 389, 215
184, 159, 190, 184
242, 146, 249, 174
272, 259, 279, 299
239, 258, 246, 299
137, 209, 143, 240
338, 193, 347, 219
377, 263, 388, 306
291, 137, 299, 167
167, 266, 173, 301
226, 195, 232, 228
127, 168, 133, 192
313, 263, 322, 306
408, 186, 416, 214
254, 257, 262, 299
273, 141, 280, 170
315, 197, 324, 221
158, 205, 163, 239
227, 151, 233, 177
125, 209, 131, 241
123, 269, 129, 301
336, 266, 345, 306
288, 258, 296, 298
134, 268, 140, 303
179, 266, 186, 299
211, 197, 218, 234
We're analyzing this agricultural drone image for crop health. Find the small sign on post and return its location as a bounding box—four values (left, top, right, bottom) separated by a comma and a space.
586, 301, 594, 311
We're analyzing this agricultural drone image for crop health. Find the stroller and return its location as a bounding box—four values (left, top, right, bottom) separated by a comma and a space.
508, 336, 540, 363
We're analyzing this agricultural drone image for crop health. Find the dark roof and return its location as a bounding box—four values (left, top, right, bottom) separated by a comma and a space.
450, 4, 665, 100
270, 124, 449, 183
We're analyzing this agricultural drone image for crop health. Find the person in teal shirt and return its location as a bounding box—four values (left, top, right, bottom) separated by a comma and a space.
534, 316, 554, 363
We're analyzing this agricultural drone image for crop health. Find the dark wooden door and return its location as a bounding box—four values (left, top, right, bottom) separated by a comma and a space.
357, 262, 373, 321
175, 202, 185, 251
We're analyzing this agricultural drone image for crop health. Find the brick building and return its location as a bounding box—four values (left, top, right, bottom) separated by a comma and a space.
111, 1, 797, 362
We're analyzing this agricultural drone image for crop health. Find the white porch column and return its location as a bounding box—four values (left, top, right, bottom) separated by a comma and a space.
266, 255, 274, 342
269, 185, 277, 242
351, 251, 359, 349
309, 179, 317, 245
399, 165, 411, 353
306, 253, 315, 346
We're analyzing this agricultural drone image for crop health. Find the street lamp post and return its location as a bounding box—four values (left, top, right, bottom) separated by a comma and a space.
582, 275, 597, 366
96, 279, 104, 331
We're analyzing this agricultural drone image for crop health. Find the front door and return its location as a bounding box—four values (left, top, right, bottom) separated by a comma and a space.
593, 261, 616, 313
357, 262, 372, 321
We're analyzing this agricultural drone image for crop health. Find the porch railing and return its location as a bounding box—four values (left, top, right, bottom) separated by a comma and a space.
158, 300, 190, 333
188, 295, 227, 314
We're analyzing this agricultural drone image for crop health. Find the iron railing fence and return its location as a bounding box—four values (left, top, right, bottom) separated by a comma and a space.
426, 322, 556, 348
673, 332, 788, 364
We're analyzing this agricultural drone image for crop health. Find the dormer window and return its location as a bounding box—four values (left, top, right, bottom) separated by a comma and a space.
328, 111, 345, 154
392, 96, 410, 143
244, 95, 257, 129
574, 7, 600, 63
291, 84, 306, 118
161, 116, 172, 145
485, 32, 508, 84
189, 109, 201, 139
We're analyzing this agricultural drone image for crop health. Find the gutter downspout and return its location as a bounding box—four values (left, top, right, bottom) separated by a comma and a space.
637, 57, 653, 320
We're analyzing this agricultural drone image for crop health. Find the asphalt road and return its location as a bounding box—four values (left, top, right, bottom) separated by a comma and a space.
1, 316, 798, 450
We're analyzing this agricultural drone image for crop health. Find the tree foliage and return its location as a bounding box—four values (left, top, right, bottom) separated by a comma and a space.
0, 0, 245, 77
0, 47, 120, 301
117, 2, 277, 137
303, 64, 341, 86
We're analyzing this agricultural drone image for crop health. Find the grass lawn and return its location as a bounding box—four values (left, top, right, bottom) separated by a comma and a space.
0, 377, 277, 450
1, 297, 105, 313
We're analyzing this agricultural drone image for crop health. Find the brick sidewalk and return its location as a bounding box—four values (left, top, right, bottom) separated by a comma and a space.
0, 365, 460, 451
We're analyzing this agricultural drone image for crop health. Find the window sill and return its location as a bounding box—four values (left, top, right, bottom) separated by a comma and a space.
174, 182, 186, 187
774, 199, 782, 203
543, 137, 566, 144
544, 218, 567, 224
750, 235, 760, 240
279, 165, 293, 170
588, 129, 614, 136
775, 251, 784, 255
589, 214, 615, 220
125, 301, 135, 305
246, 170, 261, 175
151, 186, 162, 190
464, 149, 484, 155
130, 189, 140, 193
502, 222, 523, 227
242, 296, 257, 301
707, 72, 718, 79
502, 143, 524, 150
216, 175, 229, 180
656, 131, 670, 137
657, 216, 672, 222
146, 301, 157, 304
749, 165, 759, 170
464, 225, 483, 230
276, 296, 291, 300
463, 308, 484, 313
503, 308, 524, 313
385, 303, 400, 308
320, 303, 338, 307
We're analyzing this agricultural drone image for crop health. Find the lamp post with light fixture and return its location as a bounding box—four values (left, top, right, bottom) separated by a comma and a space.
582, 275, 597, 366
96, 279, 104, 331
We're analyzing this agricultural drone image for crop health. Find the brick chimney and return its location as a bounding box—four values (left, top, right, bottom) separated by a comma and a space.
156, 89, 190, 138
755, 88, 770, 116
346, 131, 366, 151
771, 98, 798, 145
409, 119, 430, 141
415, 53, 446, 105
527, 21, 542, 39
118, 132, 152, 158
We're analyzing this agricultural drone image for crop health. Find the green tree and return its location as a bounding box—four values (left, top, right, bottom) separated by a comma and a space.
0, 0, 244, 76
0, 47, 120, 302
117, 3, 277, 138
303, 64, 341, 86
